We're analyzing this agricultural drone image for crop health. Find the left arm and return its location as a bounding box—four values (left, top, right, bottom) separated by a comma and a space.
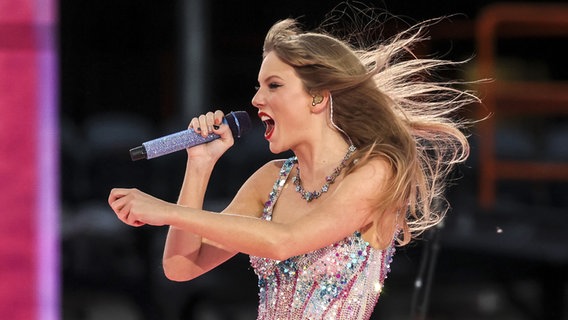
109, 159, 389, 260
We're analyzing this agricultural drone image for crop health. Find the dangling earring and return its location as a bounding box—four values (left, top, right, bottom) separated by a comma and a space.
329, 94, 354, 146
311, 94, 323, 106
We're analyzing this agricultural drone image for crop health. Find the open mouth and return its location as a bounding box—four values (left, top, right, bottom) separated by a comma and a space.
259, 113, 275, 139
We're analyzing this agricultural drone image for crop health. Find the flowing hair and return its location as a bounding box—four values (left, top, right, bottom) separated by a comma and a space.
262, 10, 478, 248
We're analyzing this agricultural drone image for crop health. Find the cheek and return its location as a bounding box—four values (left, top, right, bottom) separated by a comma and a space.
277, 91, 310, 112
268, 88, 311, 118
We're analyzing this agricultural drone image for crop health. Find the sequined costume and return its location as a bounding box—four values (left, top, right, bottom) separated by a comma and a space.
250, 157, 396, 320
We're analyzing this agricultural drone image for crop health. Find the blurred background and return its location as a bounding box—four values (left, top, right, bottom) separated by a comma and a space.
10, 0, 568, 319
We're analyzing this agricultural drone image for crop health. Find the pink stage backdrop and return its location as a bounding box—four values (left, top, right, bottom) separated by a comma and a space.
0, 0, 58, 319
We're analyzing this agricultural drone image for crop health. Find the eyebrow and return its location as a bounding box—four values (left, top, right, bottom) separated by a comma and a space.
258, 75, 284, 84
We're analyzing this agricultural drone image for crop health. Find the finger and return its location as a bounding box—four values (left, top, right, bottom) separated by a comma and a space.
122, 205, 145, 227
108, 188, 127, 207
108, 188, 122, 205
118, 201, 140, 225
214, 110, 225, 128
109, 189, 137, 217
132, 221, 145, 227
124, 207, 139, 226
110, 194, 128, 218
206, 112, 215, 132
189, 117, 200, 132
198, 114, 209, 136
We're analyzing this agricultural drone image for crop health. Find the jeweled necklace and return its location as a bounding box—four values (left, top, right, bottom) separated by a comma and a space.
292, 145, 356, 202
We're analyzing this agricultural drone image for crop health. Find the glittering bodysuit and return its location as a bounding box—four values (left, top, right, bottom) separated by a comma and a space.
250, 157, 396, 320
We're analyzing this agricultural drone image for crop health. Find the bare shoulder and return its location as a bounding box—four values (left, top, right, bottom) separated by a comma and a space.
332, 157, 392, 211
328, 156, 392, 211
251, 158, 287, 184
346, 157, 391, 188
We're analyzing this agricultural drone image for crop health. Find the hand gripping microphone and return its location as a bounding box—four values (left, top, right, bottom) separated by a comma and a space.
129, 111, 252, 161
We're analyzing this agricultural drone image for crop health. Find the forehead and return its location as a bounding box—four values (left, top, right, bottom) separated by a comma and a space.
258, 51, 297, 81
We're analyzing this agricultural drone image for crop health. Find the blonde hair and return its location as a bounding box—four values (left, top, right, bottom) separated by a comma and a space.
263, 16, 477, 248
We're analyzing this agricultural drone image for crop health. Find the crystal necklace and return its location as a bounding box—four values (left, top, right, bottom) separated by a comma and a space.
292, 145, 356, 202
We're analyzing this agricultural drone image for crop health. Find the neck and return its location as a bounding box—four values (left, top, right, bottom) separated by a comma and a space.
292, 135, 352, 190
291, 105, 353, 189
292, 143, 355, 202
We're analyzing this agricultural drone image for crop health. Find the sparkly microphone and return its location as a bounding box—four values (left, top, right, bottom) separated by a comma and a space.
129, 111, 252, 161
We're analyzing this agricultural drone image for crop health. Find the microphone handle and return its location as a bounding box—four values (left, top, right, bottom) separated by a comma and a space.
130, 130, 220, 161
130, 119, 227, 161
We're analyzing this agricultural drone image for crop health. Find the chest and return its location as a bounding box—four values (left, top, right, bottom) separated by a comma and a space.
268, 181, 320, 223
264, 175, 379, 247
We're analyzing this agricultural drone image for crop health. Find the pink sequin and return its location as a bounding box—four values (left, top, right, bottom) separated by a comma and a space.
250, 157, 396, 320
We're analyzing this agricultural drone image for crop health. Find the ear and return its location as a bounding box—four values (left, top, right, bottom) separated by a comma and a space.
310, 90, 330, 114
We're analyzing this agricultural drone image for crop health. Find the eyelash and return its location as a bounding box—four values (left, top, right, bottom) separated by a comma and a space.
269, 83, 282, 89
255, 83, 282, 91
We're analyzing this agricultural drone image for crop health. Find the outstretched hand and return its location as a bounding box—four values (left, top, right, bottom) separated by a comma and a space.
108, 188, 176, 227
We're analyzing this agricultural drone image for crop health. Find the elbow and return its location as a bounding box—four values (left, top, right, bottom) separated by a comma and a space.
162, 258, 199, 282
163, 268, 191, 282
269, 251, 293, 262
264, 231, 296, 261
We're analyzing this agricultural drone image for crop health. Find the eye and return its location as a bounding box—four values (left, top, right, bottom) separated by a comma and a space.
268, 83, 282, 89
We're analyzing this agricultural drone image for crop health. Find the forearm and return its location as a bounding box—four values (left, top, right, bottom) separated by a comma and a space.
165, 161, 295, 261
168, 207, 294, 261
177, 159, 215, 207
163, 159, 217, 280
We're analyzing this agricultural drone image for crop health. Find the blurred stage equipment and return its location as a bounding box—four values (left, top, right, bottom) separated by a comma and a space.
476, 3, 568, 209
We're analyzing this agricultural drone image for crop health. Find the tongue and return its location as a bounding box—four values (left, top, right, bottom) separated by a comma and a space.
264, 121, 274, 137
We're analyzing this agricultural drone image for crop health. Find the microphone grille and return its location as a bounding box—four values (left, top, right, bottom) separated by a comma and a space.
226, 111, 252, 138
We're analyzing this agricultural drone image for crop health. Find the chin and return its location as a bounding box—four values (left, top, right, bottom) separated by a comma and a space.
268, 144, 282, 155
267, 141, 287, 155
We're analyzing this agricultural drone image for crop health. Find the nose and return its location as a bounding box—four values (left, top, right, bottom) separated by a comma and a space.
251, 89, 263, 109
